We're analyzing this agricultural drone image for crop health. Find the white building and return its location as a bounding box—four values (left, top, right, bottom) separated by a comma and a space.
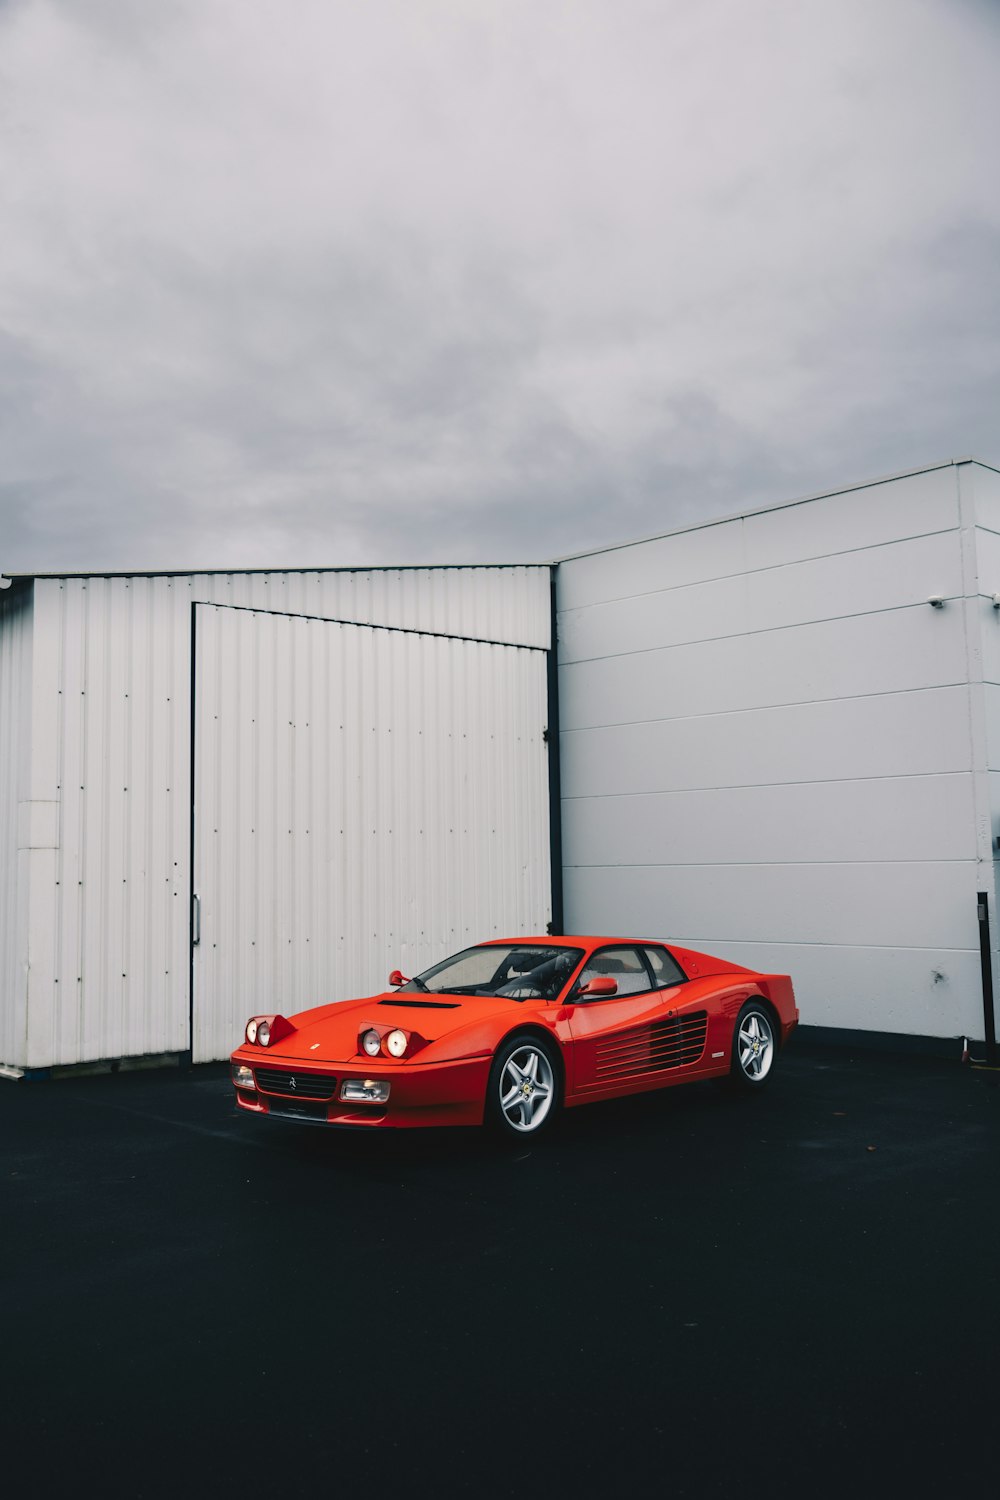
0, 567, 555, 1071
1, 458, 998, 1074
557, 459, 1000, 1056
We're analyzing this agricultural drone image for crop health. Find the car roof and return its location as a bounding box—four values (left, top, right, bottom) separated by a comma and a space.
482, 935, 667, 947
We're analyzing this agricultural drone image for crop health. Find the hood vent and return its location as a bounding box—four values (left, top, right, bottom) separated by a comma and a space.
379, 997, 460, 1009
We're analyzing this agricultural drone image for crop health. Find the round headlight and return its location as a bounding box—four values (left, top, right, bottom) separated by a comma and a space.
362, 1029, 382, 1057
386, 1028, 408, 1058
246, 1019, 258, 1045
258, 1020, 271, 1047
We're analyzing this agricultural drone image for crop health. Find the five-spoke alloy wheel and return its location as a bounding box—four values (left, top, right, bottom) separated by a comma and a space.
486, 1034, 560, 1137
731, 1000, 776, 1087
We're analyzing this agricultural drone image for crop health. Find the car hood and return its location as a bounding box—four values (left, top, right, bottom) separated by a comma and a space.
253, 991, 524, 1065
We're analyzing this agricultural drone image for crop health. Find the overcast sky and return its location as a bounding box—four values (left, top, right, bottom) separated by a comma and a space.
1, 0, 997, 574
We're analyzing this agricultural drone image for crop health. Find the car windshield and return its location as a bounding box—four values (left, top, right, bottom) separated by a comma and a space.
401, 944, 584, 1002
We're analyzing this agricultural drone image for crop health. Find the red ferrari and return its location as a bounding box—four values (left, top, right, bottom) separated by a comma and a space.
230, 936, 798, 1136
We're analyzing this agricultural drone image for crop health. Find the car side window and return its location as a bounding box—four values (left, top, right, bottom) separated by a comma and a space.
644, 946, 687, 988
576, 946, 652, 999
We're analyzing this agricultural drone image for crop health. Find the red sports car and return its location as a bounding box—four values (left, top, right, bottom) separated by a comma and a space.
230, 936, 798, 1136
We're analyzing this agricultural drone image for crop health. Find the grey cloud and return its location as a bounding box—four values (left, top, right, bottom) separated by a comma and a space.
0, 0, 998, 575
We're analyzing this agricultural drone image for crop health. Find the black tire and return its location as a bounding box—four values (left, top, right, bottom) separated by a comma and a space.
485, 1032, 562, 1138
730, 999, 777, 1089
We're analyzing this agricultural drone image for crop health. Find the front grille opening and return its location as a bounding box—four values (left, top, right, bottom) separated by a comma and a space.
255, 1068, 337, 1100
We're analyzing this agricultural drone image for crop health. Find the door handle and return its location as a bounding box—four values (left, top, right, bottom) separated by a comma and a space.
192, 893, 201, 945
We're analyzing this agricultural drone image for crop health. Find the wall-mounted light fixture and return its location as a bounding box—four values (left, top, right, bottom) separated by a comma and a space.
991, 594, 1000, 610
926, 595, 945, 608
0, 575, 12, 591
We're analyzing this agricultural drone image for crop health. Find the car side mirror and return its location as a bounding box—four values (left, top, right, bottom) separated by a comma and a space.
580, 975, 617, 998
388, 969, 406, 987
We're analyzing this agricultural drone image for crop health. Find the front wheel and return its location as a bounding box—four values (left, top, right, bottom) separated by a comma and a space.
486, 1034, 561, 1137
730, 1000, 776, 1088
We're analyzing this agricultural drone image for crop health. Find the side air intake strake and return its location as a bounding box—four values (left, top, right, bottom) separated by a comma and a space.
594, 1011, 708, 1083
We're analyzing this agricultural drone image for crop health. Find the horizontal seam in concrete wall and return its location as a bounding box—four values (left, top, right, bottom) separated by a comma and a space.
558, 681, 970, 732
553, 460, 968, 564
557, 526, 960, 611
650, 938, 980, 955
558, 599, 960, 668
561, 769, 974, 797
566, 861, 976, 871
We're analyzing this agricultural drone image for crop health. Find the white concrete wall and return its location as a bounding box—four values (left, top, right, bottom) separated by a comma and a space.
557, 462, 999, 1042
973, 464, 1000, 778
971, 464, 1000, 1005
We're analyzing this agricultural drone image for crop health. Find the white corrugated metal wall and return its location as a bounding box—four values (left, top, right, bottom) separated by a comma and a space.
18, 574, 191, 1069
556, 461, 999, 1042
0, 581, 34, 1069
5, 567, 551, 1070
193, 606, 551, 1061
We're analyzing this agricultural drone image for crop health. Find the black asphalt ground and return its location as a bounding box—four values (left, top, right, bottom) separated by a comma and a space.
2, 1038, 998, 1500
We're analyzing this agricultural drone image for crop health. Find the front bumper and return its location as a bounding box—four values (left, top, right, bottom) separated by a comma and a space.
230, 1050, 492, 1129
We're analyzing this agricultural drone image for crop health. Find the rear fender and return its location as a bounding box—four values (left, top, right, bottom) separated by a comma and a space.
751, 975, 799, 1043
670, 946, 755, 980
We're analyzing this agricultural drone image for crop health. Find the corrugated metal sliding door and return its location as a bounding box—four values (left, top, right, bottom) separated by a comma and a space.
191, 605, 552, 1061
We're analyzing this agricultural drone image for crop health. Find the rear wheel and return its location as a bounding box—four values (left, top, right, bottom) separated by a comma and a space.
731, 1000, 776, 1088
486, 1034, 561, 1137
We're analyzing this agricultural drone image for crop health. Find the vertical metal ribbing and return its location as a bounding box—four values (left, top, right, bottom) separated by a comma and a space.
190, 607, 553, 1060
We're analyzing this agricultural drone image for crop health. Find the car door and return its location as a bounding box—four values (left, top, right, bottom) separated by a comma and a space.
565, 944, 709, 1098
